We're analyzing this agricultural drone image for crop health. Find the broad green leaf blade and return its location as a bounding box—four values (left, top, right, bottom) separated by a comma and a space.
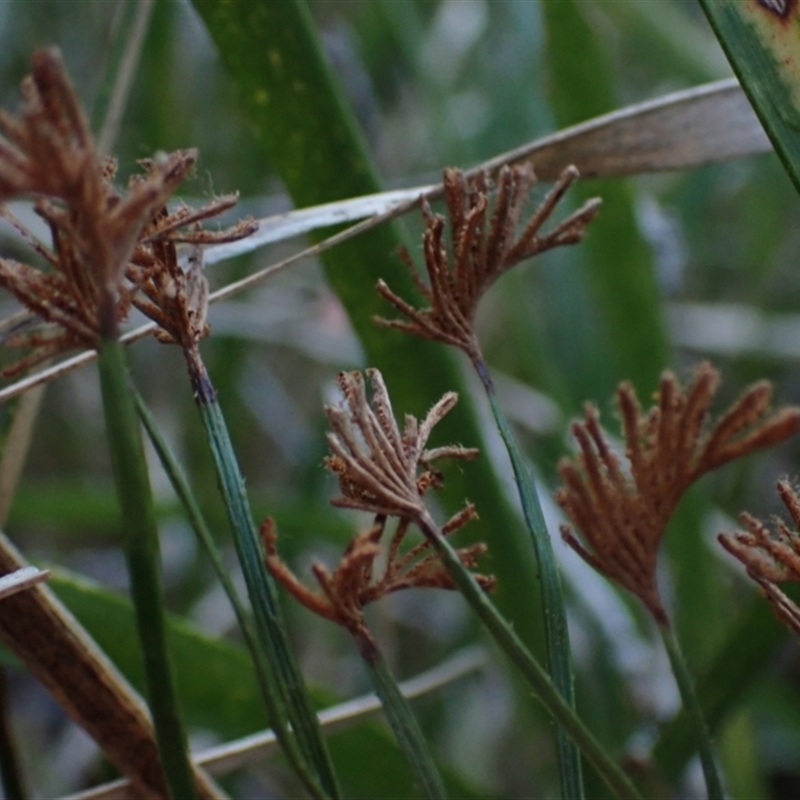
188, 0, 543, 653
699, 0, 800, 195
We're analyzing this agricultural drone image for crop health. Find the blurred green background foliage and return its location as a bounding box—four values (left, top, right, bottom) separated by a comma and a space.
1, 1, 800, 797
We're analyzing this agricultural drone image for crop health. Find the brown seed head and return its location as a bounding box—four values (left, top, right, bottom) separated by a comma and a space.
376, 163, 600, 362
263, 509, 494, 647
324, 368, 478, 519
0, 50, 255, 372
556, 363, 800, 624
719, 480, 800, 638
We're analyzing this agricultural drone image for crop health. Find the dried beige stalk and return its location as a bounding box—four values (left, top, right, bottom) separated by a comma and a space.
556, 362, 800, 624
376, 164, 600, 364
719, 480, 800, 637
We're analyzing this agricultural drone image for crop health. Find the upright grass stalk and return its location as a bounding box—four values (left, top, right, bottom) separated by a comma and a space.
413, 510, 640, 800
474, 359, 582, 798
133, 391, 329, 800
97, 338, 198, 800
360, 640, 447, 800
659, 623, 724, 799
186, 354, 339, 799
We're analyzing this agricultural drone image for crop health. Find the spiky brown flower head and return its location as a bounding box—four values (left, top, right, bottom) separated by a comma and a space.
0, 49, 256, 376
556, 362, 800, 625
324, 368, 479, 519
263, 509, 494, 652
719, 480, 800, 638
126, 174, 256, 358
375, 163, 601, 365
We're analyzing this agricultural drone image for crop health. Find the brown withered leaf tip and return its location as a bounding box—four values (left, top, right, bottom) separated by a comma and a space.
263, 511, 494, 647
376, 163, 600, 363
719, 480, 800, 638
556, 362, 800, 625
0, 48, 255, 375
325, 368, 479, 519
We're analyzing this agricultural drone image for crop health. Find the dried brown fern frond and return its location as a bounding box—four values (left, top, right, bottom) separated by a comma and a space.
376, 164, 600, 363
556, 363, 800, 624
324, 368, 478, 519
0, 49, 255, 375
719, 480, 800, 637
264, 511, 494, 649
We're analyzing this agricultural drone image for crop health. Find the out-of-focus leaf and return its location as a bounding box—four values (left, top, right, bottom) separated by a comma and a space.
699, 0, 800, 196
541, 0, 670, 400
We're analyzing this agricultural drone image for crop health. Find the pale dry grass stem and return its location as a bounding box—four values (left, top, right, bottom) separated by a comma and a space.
376, 163, 600, 364
557, 362, 800, 623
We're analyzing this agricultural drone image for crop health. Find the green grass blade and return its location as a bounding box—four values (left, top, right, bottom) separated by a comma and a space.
189, 0, 544, 653
659, 623, 724, 800
133, 390, 328, 800
480, 372, 582, 798
416, 512, 641, 800
189, 362, 339, 799
361, 643, 447, 800
698, 0, 800, 195
97, 339, 197, 800
653, 597, 786, 780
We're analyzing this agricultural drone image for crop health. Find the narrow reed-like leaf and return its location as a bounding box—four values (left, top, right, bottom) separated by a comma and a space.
360, 644, 446, 800
659, 623, 724, 800
189, 362, 339, 799
482, 383, 581, 797
133, 391, 328, 800
97, 339, 198, 800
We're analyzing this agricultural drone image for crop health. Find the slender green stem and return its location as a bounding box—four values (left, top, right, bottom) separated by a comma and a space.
187, 354, 340, 799
359, 636, 447, 800
416, 510, 641, 800
97, 339, 197, 800
474, 357, 582, 798
133, 391, 329, 800
659, 623, 724, 800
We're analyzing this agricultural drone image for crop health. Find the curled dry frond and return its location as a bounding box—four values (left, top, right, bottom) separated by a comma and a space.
376, 163, 600, 362
264, 510, 494, 648
556, 362, 800, 624
719, 481, 800, 638
0, 48, 255, 374
325, 368, 478, 519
